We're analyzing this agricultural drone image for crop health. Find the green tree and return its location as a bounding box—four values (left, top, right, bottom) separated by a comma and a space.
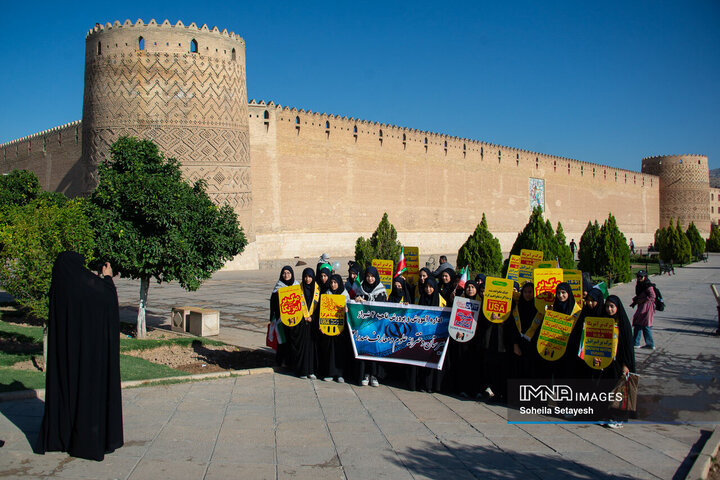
90, 137, 247, 338
503, 206, 572, 273
707, 225, 720, 253
0, 169, 41, 207
659, 219, 675, 263
0, 197, 95, 320
577, 220, 601, 275
598, 213, 631, 283
354, 213, 402, 271
674, 219, 692, 264
457, 213, 503, 276
685, 222, 705, 258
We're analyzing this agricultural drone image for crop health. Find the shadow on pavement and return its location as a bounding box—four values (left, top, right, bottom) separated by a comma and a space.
0, 389, 44, 450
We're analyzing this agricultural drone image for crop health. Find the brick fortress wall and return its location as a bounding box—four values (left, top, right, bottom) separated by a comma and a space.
248, 102, 660, 259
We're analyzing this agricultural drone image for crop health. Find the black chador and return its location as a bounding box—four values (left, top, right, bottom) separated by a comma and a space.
290, 268, 319, 378
37, 252, 123, 461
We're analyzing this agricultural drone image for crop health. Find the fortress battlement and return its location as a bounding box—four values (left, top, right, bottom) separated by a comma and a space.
86, 19, 243, 42
249, 100, 656, 182
0, 120, 81, 149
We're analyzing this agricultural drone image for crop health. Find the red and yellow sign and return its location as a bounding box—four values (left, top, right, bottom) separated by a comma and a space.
506, 255, 521, 281
319, 294, 346, 336
519, 249, 543, 282
278, 284, 306, 327
534, 268, 563, 312
482, 277, 514, 323
582, 316, 616, 370
372, 259, 394, 296
537, 310, 575, 361
404, 247, 420, 287
563, 269, 583, 309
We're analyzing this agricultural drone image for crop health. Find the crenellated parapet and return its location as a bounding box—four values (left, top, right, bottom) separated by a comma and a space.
248, 100, 657, 187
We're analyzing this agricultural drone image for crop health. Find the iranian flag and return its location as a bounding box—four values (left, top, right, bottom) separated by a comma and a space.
349, 275, 363, 299
395, 247, 407, 277
457, 266, 468, 289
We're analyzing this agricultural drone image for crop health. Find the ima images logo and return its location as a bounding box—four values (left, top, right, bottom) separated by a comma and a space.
519, 385, 573, 402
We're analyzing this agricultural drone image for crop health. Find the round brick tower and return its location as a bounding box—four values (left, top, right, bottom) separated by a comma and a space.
81, 19, 256, 267
642, 154, 710, 235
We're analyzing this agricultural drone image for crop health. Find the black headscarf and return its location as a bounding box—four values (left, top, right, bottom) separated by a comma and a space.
604, 295, 636, 374
301, 268, 317, 307
388, 275, 412, 303
475, 273, 486, 285
582, 288, 605, 318
463, 280, 480, 300
272, 265, 296, 294
439, 268, 456, 302
329, 274, 345, 295
347, 263, 360, 283
317, 266, 332, 294
552, 282, 576, 316
362, 266, 381, 293
37, 251, 123, 461
419, 277, 442, 306
416, 267, 432, 301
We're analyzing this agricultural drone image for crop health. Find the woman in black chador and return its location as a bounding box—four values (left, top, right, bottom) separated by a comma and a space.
37, 251, 123, 461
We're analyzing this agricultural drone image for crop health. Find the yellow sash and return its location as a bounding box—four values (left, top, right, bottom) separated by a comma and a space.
513, 307, 543, 340
302, 284, 320, 318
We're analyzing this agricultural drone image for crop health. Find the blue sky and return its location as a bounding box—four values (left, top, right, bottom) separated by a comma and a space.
1, 1, 719, 171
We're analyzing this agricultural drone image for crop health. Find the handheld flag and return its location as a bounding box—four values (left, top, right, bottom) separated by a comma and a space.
395, 247, 407, 277
457, 266, 468, 289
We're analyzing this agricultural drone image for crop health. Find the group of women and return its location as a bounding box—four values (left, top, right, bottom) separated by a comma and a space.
269, 262, 636, 424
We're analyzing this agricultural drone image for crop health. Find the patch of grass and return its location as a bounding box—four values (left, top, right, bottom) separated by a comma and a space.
0, 320, 43, 343
119, 354, 190, 381
119, 336, 226, 352
0, 320, 43, 367
0, 367, 46, 392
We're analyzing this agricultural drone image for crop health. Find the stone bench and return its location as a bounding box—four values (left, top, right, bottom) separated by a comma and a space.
171, 306, 220, 337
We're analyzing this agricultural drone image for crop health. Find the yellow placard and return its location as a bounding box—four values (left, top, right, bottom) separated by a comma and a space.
482, 277, 514, 323
537, 261, 555, 269
319, 294, 346, 336
563, 269, 583, 309
534, 268, 563, 312
371, 259, 394, 296
582, 316, 615, 370
519, 249, 543, 282
506, 255, 521, 282
537, 310, 575, 361
278, 284, 306, 327
404, 247, 420, 287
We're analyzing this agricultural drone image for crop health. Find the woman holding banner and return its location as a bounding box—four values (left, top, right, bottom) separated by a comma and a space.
408, 276, 445, 392
269, 266, 297, 368
354, 266, 387, 386
388, 275, 412, 304
413, 267, 432, 304
291, 268, 319, 379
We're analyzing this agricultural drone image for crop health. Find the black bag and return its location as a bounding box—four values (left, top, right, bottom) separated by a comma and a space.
652, 285, 665, 311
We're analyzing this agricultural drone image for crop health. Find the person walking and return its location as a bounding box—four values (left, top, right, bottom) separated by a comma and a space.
569, 239, 577, 260
630, 270, 656, 350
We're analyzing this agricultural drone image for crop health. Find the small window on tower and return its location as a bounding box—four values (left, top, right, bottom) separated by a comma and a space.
139, 36, 145, 50
191, 39, 198, 53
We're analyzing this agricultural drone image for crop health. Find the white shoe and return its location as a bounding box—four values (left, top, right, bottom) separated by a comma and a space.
336, 377, 345, 383
299, 375, 308, 379
323, 377, 333, 382
308, 374, 317, 380
361, 375, 370, 386
370, 376, 379, 387
607, 421, 624, 429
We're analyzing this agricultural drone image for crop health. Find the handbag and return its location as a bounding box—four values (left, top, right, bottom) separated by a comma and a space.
610, 373, 639, 412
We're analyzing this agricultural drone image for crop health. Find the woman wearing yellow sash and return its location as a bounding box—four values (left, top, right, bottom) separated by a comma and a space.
539, 283, 581, 381
603, 295, 636, 429
317, 274, 350, 383
269, 266, 298, 368
291, 268, 319, 379
512, 282, 543, 379
567, 288, 605, 380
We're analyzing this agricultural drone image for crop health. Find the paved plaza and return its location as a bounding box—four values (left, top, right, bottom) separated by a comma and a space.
1, 255, 719, 479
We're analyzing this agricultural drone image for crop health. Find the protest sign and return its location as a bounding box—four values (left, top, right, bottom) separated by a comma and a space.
537, 261, 556, 269
372, 259, 394, 296
448, 296, 481, 342
319, 294, 346, 336
346, 301, 451, 369
537, 310, 575, 361
278, 285, 306, 327
506, 255, 521, 282
534, 268, 563, 312
582, 316, 615, 370
563, 269, 583, 308
404, 246, 420, 287
519, 249, 543, 282
482, 277, 514, 323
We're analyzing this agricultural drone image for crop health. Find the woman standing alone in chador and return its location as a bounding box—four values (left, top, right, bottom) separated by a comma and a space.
36, 252, 123, 461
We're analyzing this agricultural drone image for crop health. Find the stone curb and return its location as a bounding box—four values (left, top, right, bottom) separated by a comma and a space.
686, 426, 720, 480
0, 366, 275, 403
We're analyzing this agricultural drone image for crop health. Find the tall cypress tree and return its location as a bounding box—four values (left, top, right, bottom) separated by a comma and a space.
685, 222, 705, 257
599, 213, 631, 283
457, 213, 503, 276
578, 220, 601, 275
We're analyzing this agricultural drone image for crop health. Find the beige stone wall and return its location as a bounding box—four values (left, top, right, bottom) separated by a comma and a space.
249, 102, 660, 258
710, 187, 720, 226
642, 154, 710, 235
0, 122, 85, 196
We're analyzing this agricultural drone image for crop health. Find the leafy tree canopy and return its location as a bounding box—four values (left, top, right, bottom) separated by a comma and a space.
354, 213, 402, 270
457, 213, 503, 276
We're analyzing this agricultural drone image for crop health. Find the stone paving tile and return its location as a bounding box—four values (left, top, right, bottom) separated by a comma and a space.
205, 462, 276, 480
127, 458, 207, 480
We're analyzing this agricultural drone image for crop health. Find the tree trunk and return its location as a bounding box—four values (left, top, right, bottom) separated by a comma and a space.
137, 277, 150, 339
